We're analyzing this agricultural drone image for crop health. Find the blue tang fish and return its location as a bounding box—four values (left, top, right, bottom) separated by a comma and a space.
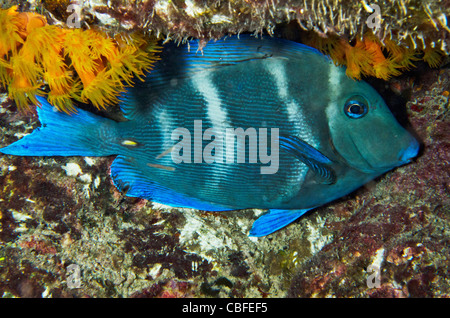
0, 35, 419, 236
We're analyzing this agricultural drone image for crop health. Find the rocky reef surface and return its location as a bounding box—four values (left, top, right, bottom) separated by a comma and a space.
0, 61, 448, 298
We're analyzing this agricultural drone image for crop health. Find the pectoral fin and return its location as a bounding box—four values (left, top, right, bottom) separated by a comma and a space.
279, 135, 336, 184
249, 208, 313, 237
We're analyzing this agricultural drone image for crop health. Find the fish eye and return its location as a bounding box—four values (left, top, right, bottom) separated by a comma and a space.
344, 98, 368, 119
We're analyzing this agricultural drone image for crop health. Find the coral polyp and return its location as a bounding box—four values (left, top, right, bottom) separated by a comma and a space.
0, 6, 160, 113
302, 30, 443, 80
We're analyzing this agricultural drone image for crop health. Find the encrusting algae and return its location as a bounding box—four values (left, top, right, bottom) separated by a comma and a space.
0, 6, 160, 113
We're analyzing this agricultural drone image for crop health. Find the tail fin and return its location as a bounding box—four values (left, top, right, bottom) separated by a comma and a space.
1, 96, 116, 157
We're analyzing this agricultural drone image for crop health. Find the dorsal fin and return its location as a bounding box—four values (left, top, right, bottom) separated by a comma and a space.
119, 35, 328, 120
142, 34, 326, 89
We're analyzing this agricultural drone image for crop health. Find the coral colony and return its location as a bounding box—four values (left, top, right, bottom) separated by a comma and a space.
0, 6, 160, 113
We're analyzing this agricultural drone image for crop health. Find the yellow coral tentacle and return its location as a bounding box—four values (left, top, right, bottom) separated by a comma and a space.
8, 74, 43, 112
423, 41, 444, 68
0, 57, 13, 88
301, 28, 445, 81
63, 28, 101, 88
80, 70, 124, 109
0, 6, 23, 58
0, 6, 158, 113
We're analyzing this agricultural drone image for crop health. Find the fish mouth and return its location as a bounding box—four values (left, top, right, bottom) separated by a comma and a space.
330, 133, 394, 174
348, 134, 420, 173
397, 137, 420, 164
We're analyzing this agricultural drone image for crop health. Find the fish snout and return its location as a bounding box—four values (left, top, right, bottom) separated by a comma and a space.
398, 135, 420, 164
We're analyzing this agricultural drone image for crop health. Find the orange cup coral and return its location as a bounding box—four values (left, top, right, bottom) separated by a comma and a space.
0, 6, 160, 113
303, 30, 445, 81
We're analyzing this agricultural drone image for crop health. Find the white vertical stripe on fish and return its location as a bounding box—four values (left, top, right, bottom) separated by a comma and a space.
264, 59, 317, 148
155, 108, 178, 166
325, 64, 343, 127
191, 71, 233, 163
264, 58, 316, 192
328, 62, 341, 98
191, 72, 229, 129
190, 71, 231, 198
156, 109, 173, 148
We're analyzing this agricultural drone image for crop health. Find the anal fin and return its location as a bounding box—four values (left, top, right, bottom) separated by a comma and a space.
111, 156, 230, 211
249, 208, 313, 237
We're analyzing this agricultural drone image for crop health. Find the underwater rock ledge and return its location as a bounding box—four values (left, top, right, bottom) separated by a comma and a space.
40, 0, 450, 51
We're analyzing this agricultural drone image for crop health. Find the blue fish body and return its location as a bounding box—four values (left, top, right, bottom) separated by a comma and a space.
0, 35, 419, 236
